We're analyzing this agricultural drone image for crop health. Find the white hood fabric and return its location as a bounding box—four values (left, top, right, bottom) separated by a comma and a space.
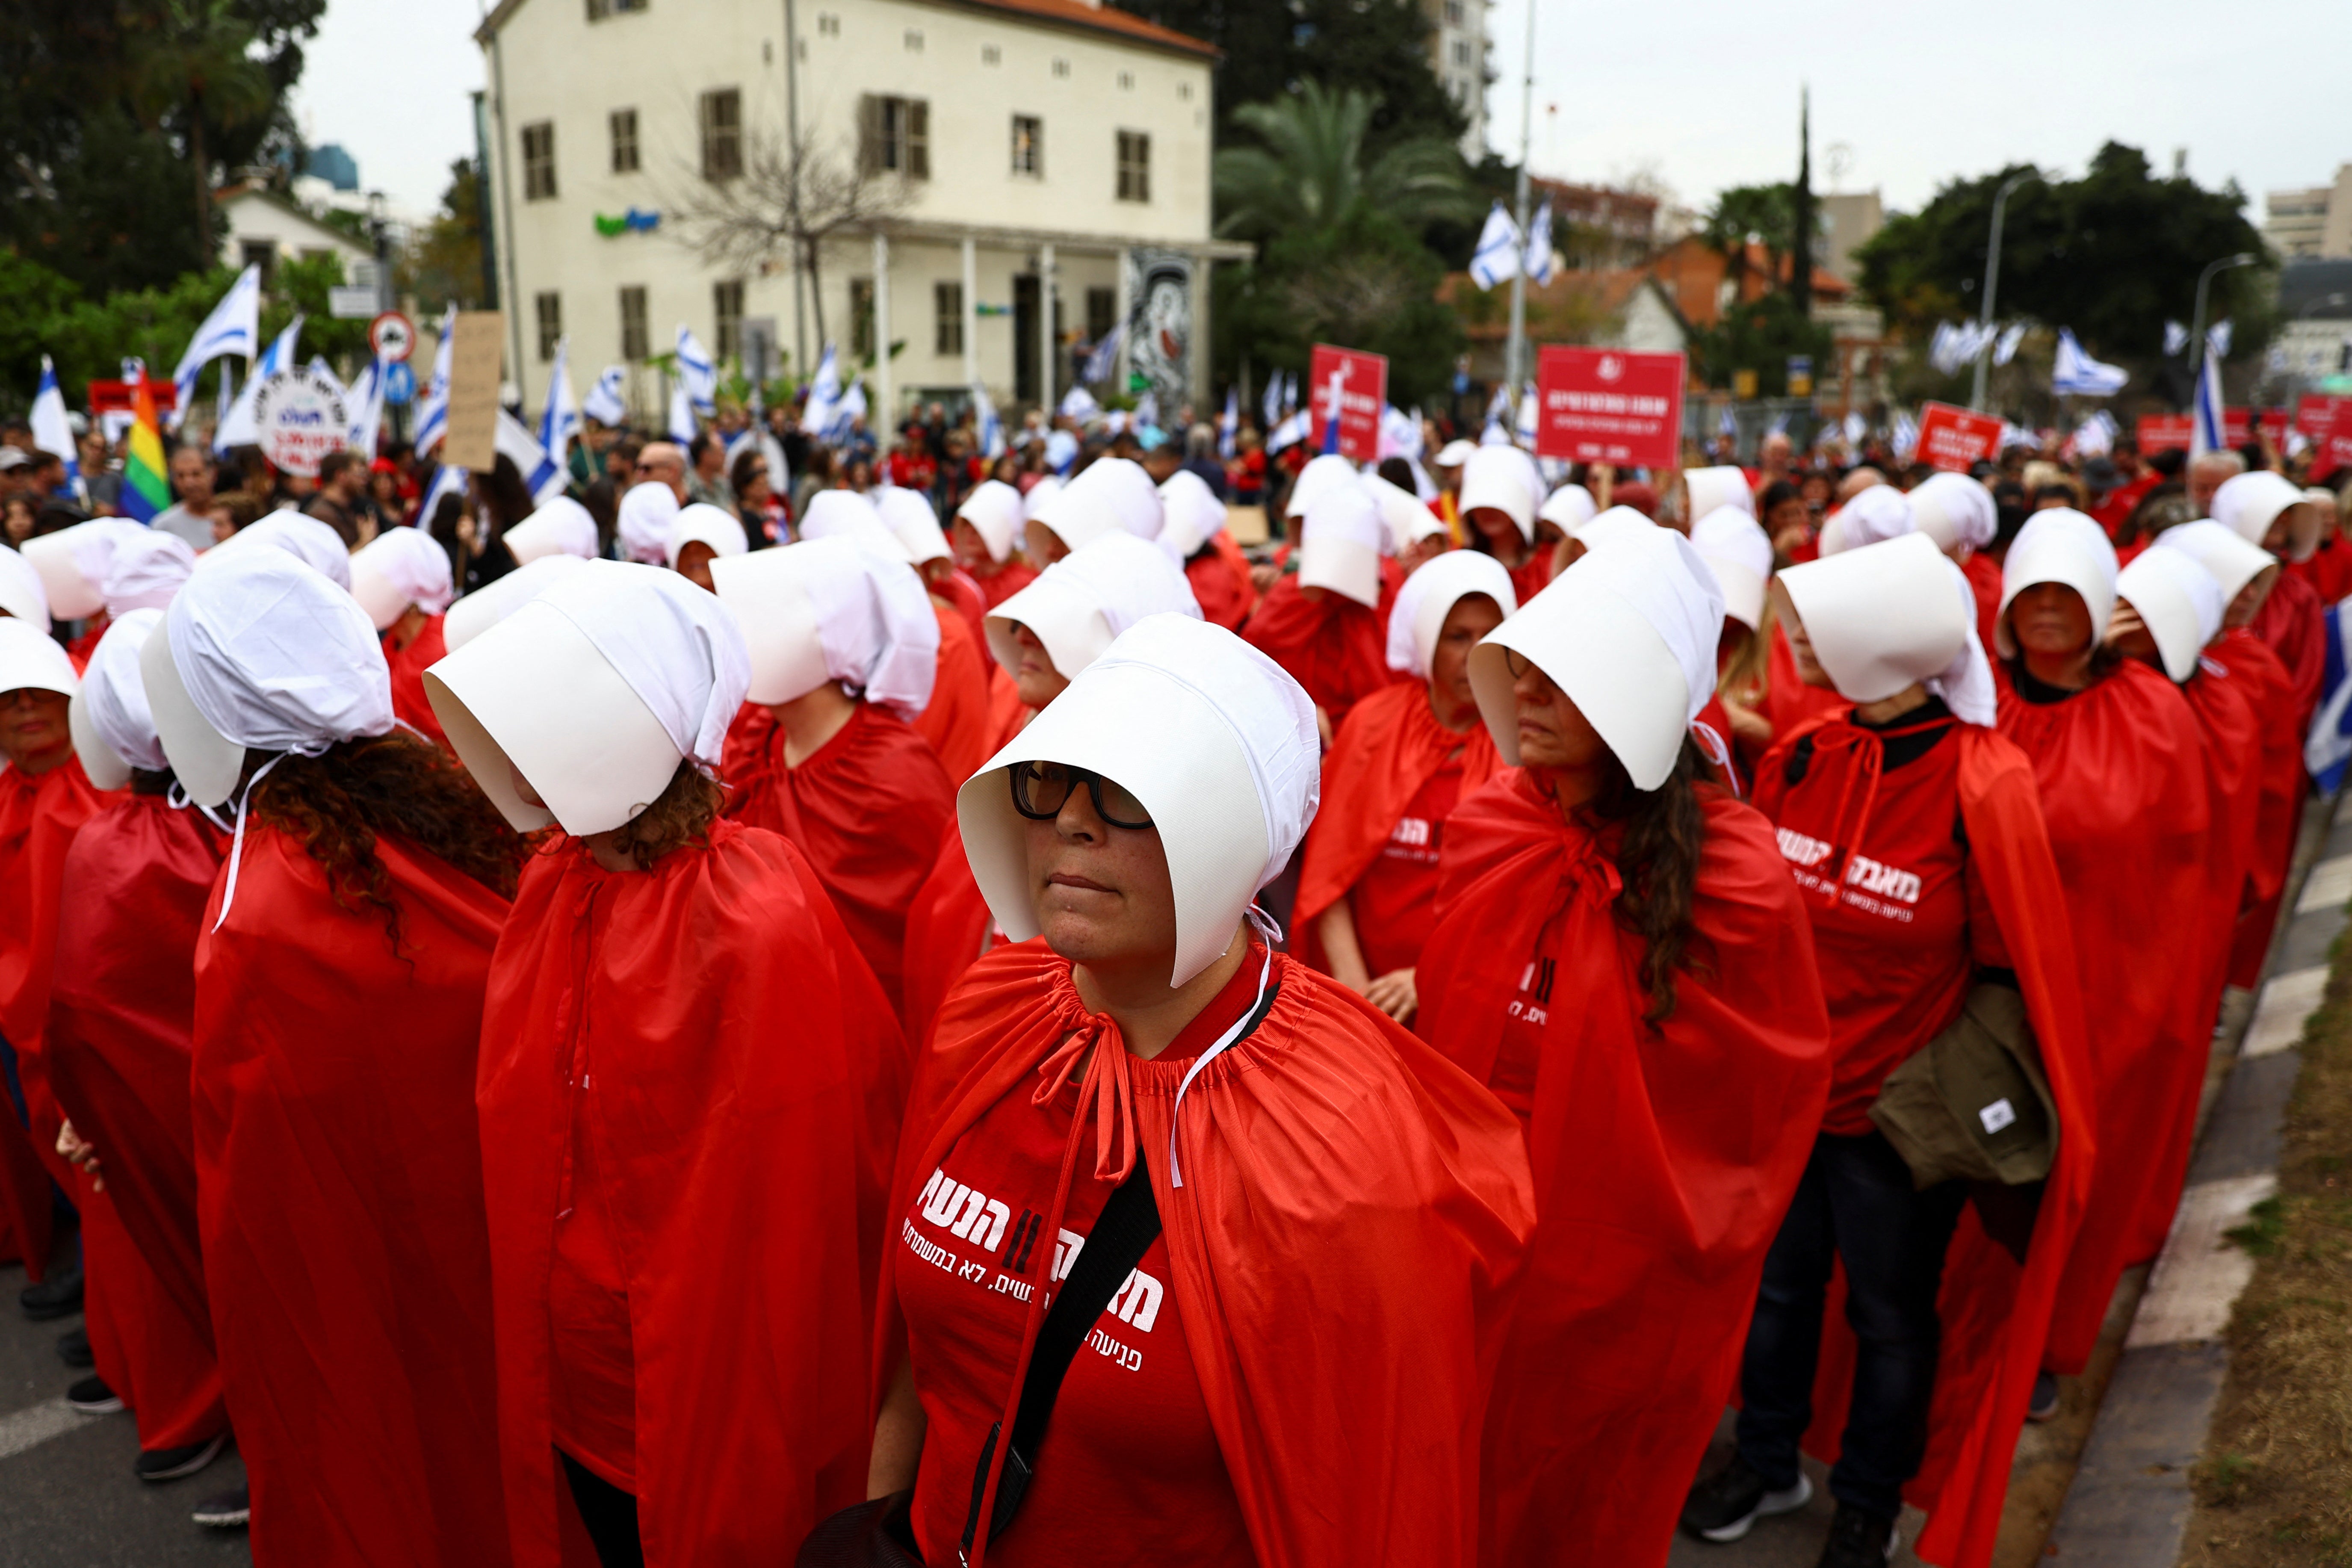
0, 546, 50, 630
667, 502, 750, 568
100, 529, 197, 617
1824, 485, 1915, 556
984, 532, 1203, 682
1574, 506, 1658, 554
502, 495, 600, 564
1297, 484, 1387, 608
1690, 505, 1775, 632
618, 481, 682, 565
1684, 466, 1754, 520
955, 480, 1027, 563
1283, 454, 1361, 522
1907, 472, 1998, 555
1038, 458, 1161, 547
874, 486, 953, 566
1458, 445, 1536, 541
1997, 508, 2118, 659
525, 561, 748, 773
1471, 526, 1725, 790
1363, 474, 1442, 552
1434, 439, 1478, 470
1386, 549, 1516, 678
1775, 533, 1995, 724
958, 612, 1319, 989
441, 554, 597, 652
709, 536, 938, 719
1538, 483, 1598, 537
0, 616, 77, 702
2116, 544, 2224, 684
71, 608, 168, 787
1021, 475, 1064, 525
2153, 519, 2279, 606
349, 526, 455, 629
23, 519, 147, 621
2213, 470, 2318, 562
200, 513, 353, 590
798, 489, 913, 564
1157, 470, 1228, 558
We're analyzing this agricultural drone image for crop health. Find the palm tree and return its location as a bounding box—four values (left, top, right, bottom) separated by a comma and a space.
1214, 79, 1476, 244
125, 0, 276, 253
1702, 184, 1798, 303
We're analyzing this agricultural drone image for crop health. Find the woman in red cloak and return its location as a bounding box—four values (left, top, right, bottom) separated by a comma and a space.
1414, 528, 1833, 1568
853, 614, 1534, 1568
47, 610, 233, 1484
1686, 533, 2095, 1568
1457, 445, 1549, 605
715, 536, 955, 1019
1157, 468, 1259, 631
1242, 478, 1407, 736
2215, 470, 2327, 726
1298, 551, 1512, 1025
1986, 511, 2212, 1397
901, 536, 1203, 1048
350, 524, 457, 747
148, 547, 526, 1557
951, 480, 1040, 610
428, 562, 905, 1568
1691, 503, 1781, 771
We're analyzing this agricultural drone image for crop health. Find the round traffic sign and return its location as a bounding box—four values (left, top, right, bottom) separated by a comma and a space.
382, 361, 417, 407
369, 311, 417, 363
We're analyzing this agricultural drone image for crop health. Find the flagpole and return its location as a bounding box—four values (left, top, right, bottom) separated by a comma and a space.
1504, 0, 1536, 404
1969, 170, 2037, 412
2189, 251, 2258, 393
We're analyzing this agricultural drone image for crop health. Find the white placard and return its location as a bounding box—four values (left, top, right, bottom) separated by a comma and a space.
251, 366, 353, 477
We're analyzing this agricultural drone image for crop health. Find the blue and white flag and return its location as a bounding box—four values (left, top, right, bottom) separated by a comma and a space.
1891, 410, 1920, 461
1082, 322, 1126, 387
170, 265, 262, 434
801, 343, 842, 440
214, 316, 305, 454
1844, 411, 1868, 446
1266, 410, 1310, 453
497, 408, 570, 505
667, 379, 697, 444
1767, 409, 1791, 440
215, 360, 236, 431
1993, 322, 2027, 366
2189, 346, 2227, 464
1718, 404, 1737, 438
346, 359, 385, 458
1260, 372, 1282, 432
832, 378, 868, 441
538, 338, 582, 479
675, 325, 718, 415
2306, 601, 2352, 791
2070, 409, 2117, 458
1218, 387, 1238, 460
581, 364, 627, 428
411, 307, 457, 458
31, 357, 82, 503
2163, 320, 2190, 357
1929, 321, 1976, 378
417, 462, 469, 528
1057, 384, 1100, 423
1523, 198, 1556, 287
1469, 202, 1522, 291
2051, 329, 2127, 397
1516, 387, 1538, 446
2207, 320, 2233, 360
972, 381, 1006, 461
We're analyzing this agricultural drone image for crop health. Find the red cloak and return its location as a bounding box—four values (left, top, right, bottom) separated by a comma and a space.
1997, 660, 2211, 1372
479, 822, 906, 1567
1187, 535, 1260, 631
0, 753, 112, 1277
384, 614, 451, 748
2177, 657, 2266, 1035
2287, 534, 2352, 607
722, 701, 956, 1018
972, 558, 1038, 610
2252, 567, 2325, 730
1294, 680, 1501, 971
1415, 774, 1832, 1568
900, 701, 1031, 1050
939, 568, 991, 652
1505, 551, 1552, 608
45, 794, 229, 1450
1241, 576, 1409, 729
1964, 551, 2003, 654
913, 603, 996, 785
2210, 630, 2304, 986
881, 942, 1535, 1568
195, 824, 512, 1568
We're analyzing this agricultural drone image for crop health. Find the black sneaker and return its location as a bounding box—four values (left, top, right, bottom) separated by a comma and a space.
2027, 1370, 2060, 1422
1817, 1503, 1899, 1568
67, 1375, 124, 1414
56, 1325, 93, 1368
191, 1485, 249, 1528
136, 1429, 229, 1482
20, 1261, 83, 1321
1682, 1455, 1814, 1543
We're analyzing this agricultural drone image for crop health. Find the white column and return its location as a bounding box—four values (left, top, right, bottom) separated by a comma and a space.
872, 231, 892, 429
960, 237, 979, 390
1114, 246, 1133, 398
1188, 252, 1211, 414
1039, 242, 1057, 411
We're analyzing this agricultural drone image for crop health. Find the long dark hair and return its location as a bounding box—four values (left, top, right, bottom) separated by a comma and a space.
1581, 736, 1711, 1024
597, 759, 724, 871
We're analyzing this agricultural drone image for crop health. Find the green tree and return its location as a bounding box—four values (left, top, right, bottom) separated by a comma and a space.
1688, 291, 1834, 397
399, 160, 490, 315
1214, 79, 1476, 243
1217, 207, 1460, 404
125, 0, 276, 249
1702, 183, 1800, 300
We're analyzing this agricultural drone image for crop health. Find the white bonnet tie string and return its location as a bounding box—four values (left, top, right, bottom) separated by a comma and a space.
1165, 903, 1282, 1190
212, 748, 311, 933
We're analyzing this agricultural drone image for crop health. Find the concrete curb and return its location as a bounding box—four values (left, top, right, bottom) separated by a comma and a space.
2043, 787, 2351, 1565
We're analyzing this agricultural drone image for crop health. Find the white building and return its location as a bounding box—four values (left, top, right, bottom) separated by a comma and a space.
215, 183, 376, 288
474, 0, 1250, 430
1418, 0, 1487, 159
2265, 165, 2352, 260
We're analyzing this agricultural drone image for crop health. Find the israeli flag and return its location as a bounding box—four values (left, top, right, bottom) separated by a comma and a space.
1524, 198, 1557, 287
1057, 384, 1100, 422
1767, 410, 1791, 440
1134, 390, 1161, 435
1219, 387, 1238, 461
667, 379, 697, 444
169, 265, 263, 434
1929, 322, 1970, 377
497, 408, 570, 505
411, 308, 458, 457
2071, 410, 2117, 458
2307, 600, 2352, 791
538, 338, 582, 479
417, 463, 469, 529
2051, 329, 2127, 397
1891, 410, 1920, 461
31, 357, 82, 503
214, 316, 306, 454
1718, 404, 1737, 438
2163, 320, 2190, 357
1994, 322, 2027, 366
973, 382, 1006, 460
675, 325, 718, 415
1261, 372, 1282, 432
2207, 320, 2233, 360
347, 359, 385, 458
581, 364, 627, 428
1844, 411, 1867, 446
832, 378, 868, 440
1469, 202, 1522, 291
2189, 348, 2227, 464
1516, 387, 1538, 446
1083, 321, 1126, 387
1266, 410, 1310, 453
801, 343, 842, 438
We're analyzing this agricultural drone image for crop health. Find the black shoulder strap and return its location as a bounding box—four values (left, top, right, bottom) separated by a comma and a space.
961, 1154, 1162, 1557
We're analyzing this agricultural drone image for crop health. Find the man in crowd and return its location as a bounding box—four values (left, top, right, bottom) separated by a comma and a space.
303, 451, 373, 546
154, 447, 222, 552
686, 431, 735, 509
2189, 448, 2245, 517
636, 440, 689, 504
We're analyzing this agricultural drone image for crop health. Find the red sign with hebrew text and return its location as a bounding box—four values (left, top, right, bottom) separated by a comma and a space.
1305, 344, 1388, 461
1533, 346, 1684, 468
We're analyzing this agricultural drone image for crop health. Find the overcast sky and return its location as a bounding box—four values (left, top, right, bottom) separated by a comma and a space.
293, 0, 2344, 222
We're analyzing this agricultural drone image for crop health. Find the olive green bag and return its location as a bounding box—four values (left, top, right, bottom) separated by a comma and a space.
1868, 983, 2059, 1190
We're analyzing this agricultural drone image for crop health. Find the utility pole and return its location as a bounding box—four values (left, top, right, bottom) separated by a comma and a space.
1504, 0, 1536, 400
1789, 87, 1812, 320
783, 0, 807, 377
2189, 251, 2259, 389
1969, 169, 2037, 412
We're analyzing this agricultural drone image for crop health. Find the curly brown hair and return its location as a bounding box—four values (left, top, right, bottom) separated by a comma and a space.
596, 759, 726, 871
248, 732, 526, 951
1581, 736, 1712, 1025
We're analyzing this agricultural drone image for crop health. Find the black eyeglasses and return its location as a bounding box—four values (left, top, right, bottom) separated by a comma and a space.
1009, 761, 1153, 829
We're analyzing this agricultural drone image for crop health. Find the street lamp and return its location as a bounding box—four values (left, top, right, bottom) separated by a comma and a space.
1970, 169, 2039, 412
2188, 252, 2259, 382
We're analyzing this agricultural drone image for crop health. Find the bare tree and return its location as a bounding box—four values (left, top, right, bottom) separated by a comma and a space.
667, 126, 911, 361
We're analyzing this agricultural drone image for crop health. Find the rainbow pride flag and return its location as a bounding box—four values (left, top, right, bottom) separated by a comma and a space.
121, 363, 171, 523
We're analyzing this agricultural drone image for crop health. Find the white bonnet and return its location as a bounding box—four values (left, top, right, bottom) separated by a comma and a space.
200, 512, 353, 590
502, 495, 600, 564
349, 526, 455, 629
985, 532, 1202, 683
1386, 549, 1516, 678
955, 479, 1027, 563
1997, 508, 2118, 659
71, 608, 168, 787
709, 535, 938, 719
618, 481, 681, 565
2116, 544, 2224, 683
1690, 505, 1774, 632
667, 502, 750, 568
100, 529, 197, 618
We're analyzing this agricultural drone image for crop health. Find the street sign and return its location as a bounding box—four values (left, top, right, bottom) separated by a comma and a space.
1786, 355, 1814, 397
1913, 402, 2005, 472
1533, 346, 1685, 468
382, 361, 417, 407
328, 286, 380, 320
369, 311, 417, 363
251, 366, 352, 477
1305, 343, 1387, 461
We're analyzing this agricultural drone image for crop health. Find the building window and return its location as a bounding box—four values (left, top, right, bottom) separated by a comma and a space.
619, 286, 648, 360
586, 0, 647, 19
981, 43, 1000, 65
713, 279, 744, 361
935, 282, 963, 356
815, 11, 839, 34
239, 239, 276, 289
1444, 0, 1464, 22
860, 95, 929, 180
1085, 287, 1116, 345
1116, 130, 1150, 203
521, 121, 557, 200
1117, 71, 1133, 90
1178, 81, 1192, 101
609, 109, 639, 173
1052, 57, 1069, 78
848, 277, 875, 360
904, 27, 922, 50
535, 292, 562, 361
701, 89, 742, 181
1452, 39, 1471, 67
1011, 115, 1042, 176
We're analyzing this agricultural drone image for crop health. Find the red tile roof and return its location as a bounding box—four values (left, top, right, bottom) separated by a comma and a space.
951, 0, 1218, 57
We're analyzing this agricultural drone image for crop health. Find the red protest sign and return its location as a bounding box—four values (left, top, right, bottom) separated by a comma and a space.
2138, 409, 2253, 452
2298, 395, 2346, 439
1305, 344, 1387, 461
85, 379, 179, 415
1912, 401, 2004, 472
1533, 346, 1685, 467
2315, 402, 2352, 484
